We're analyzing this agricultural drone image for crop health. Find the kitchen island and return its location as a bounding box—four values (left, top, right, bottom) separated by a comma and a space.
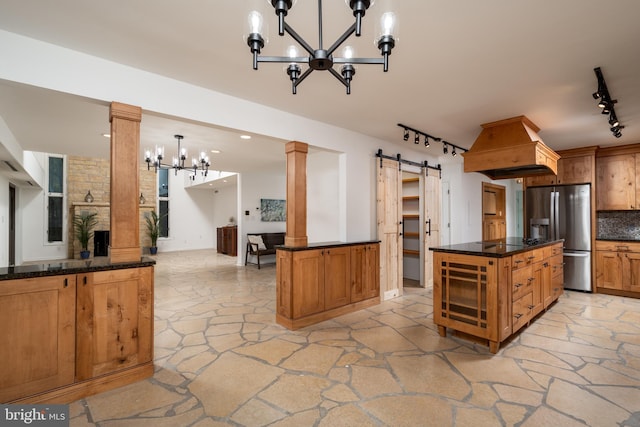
430, 238, 563, 353
0, 257, 155, 403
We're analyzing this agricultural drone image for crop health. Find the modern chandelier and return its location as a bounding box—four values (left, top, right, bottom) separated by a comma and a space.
246, 0, 398, 94
144, 134, 210, 177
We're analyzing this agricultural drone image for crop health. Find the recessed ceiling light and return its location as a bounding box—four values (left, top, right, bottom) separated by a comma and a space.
240, 135, 251, 140
210, 149, 221, 154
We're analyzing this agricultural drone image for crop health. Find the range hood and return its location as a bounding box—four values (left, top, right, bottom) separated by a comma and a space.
462, 115, 559, 180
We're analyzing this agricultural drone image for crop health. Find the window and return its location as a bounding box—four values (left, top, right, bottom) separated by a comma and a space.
47, 156, 64, 242
158, 169, 169, 238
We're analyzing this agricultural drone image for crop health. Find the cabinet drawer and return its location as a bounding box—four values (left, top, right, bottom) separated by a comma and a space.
550, 254, 564, 277
595, 241, 640, 252
512, 248, 544, 269
551, 243, 564, 256
513, 292, 533, 332
512, 265, 533, 300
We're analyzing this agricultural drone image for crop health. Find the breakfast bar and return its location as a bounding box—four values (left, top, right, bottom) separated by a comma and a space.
430, 238, 564, 353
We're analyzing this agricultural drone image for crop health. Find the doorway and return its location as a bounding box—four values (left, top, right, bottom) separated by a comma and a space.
402, 171, 421, 288
482, 182, 506, 240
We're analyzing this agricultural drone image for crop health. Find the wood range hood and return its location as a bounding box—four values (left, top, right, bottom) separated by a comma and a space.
462, 115, 560, 180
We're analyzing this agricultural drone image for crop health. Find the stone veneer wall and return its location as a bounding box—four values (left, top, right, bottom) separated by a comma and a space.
67, 156, 157, 258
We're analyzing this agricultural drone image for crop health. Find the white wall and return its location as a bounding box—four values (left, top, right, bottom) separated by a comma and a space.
155, 172, 216, 253
308, 150, 340, 243
211, 184, 238, 243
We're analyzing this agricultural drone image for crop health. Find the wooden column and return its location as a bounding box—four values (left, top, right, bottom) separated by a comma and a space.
285, 141, 308, 247
109, 102, 142, 263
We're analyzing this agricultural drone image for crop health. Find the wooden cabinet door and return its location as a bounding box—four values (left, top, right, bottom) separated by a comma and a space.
291, 249, 325, 318
365, 244, 380, 299
531, 261, 544, 315
0, 275, 76, 402
350, 244, 366, 303
557, 155, 593, 185
596, 155, 636, 210
623, 252, 640, 292
76, 267, 153, 380
524, 174, 556, 187
596, 251, 623, 290
324, 247, 351, 310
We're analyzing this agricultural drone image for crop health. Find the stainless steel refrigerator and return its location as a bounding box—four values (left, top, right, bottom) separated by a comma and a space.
525, 184, 592, 291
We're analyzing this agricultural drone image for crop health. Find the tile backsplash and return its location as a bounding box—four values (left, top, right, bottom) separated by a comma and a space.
597, 211, 640, 240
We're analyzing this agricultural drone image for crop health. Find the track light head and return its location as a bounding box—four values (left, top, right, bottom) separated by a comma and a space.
598, 98, 607, 108
592, 91, 601, 100
403, 128, 409, 141
452, 147, 457, 157
424, 136, 430, 147
609, 113, 619, 127
414, 133, 419, 144
443, 143, 448, 155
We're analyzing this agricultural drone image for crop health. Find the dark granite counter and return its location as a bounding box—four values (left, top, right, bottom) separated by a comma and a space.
430, 237, 564, 258
596, 238, 640, 242
277, 240, 380, 252
0, 257, 156, 281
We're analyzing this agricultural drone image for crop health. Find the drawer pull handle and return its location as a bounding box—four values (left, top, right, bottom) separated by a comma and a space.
514, 260, 523, 265
543, 262, 549, 267
64, 278, 68, 288
528, 305, 534, 310
528, 256, 535, 260
514, 313, 523, 319
515, 283, 523, 288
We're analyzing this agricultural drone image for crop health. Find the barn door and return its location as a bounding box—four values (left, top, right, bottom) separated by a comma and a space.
423, 167, 441, 289
377, 157, 402, 299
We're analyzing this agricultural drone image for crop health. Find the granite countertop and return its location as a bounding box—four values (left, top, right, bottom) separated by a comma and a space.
596, 237, 640, 242
0, 256, 156, 281
277, 240, 380, 251
430, 237, 564, 258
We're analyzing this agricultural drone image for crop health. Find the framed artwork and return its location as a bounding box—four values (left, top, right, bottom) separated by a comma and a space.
261, 199, 286, 222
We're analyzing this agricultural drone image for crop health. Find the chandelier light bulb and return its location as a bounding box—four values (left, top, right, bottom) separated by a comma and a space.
248, 11, 264, 35
381, 12, 396, 36
342, 45, 355, 60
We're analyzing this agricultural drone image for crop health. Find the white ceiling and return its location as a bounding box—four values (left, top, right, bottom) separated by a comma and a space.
1, 0, 640, 182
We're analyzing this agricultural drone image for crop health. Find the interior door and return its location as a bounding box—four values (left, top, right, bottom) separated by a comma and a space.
377, 158, 402, 299
423, 167, 441, 288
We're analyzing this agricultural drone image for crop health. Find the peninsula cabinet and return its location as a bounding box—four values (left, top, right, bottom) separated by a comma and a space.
0, 275, 76, 403
0, 259, 155, 404
596, 241, 640, 296
432, 240, 563, 353
276, 241, 380, 329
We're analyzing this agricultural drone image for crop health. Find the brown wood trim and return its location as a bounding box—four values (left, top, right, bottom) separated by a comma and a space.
276, 297, 379, 330
557, 146, 599, 158
9, 362, 154, 404
284, 141, 308, 248
597, 143, 640, 157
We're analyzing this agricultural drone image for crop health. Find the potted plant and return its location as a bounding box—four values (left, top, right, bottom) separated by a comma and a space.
145, 210, 162, 255
73, 212, 98, 259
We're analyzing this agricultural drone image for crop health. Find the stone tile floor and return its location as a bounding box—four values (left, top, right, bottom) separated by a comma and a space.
70, 249, 640, 426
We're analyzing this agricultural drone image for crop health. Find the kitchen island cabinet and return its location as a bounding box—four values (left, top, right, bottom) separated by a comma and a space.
276, 241, 379, 329
431, 238, 563, 353
0, 258, 154, 403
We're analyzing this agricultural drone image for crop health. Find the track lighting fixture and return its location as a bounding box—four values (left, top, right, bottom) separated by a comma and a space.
397, 124, 467, 158
593, 67, 624, 138
246, 0, 398, 94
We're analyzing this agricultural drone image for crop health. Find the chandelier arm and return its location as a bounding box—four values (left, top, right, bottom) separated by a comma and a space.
326, 23, 357, 57
258, 56, 309, 64
328, 67, 348, 88
333, 57, 384, 65
284, 22, 315, 56
294, 67, 314, 88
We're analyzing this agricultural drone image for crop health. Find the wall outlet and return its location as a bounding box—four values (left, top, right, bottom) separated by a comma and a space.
383, 290, 399, 300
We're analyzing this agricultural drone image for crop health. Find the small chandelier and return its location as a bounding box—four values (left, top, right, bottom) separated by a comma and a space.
145, 134, 210, 176
246, 0, 398, 94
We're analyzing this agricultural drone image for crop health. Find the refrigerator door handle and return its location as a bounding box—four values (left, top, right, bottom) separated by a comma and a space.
549, 191, 555, 240
563, 252, 590, 257
552, 191, 560, 240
